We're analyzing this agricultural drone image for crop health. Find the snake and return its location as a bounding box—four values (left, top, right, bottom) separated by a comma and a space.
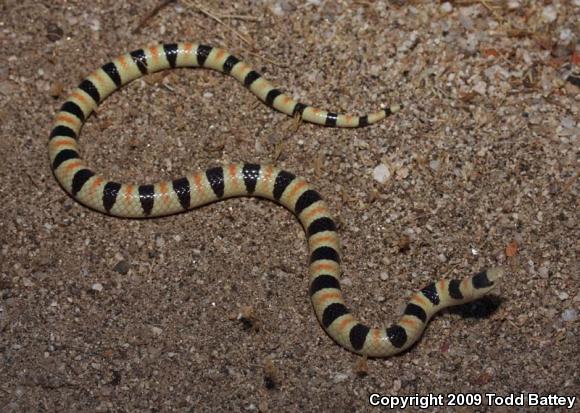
48, 42, 502, 357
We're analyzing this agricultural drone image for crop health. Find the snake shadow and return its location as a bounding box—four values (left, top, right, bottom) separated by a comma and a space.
365, 294, 505, 360
447, 294, 504, 319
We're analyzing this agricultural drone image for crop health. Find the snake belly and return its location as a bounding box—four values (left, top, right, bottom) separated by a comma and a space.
48, 42, 502, 357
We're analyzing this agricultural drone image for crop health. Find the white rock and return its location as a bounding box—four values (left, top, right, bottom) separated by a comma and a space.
541, 5, 557, 23
151, 326, 163, 336
459, 12, 474, 30
560, 117, 576, 129
369, 64, 381, 76
373, 164, 391, 184
557, 291, 569, 301
91, 283, 103, 292
333, 373, 349, 383
88, 18, 100, 31
392, 378, 402, 391
559, 28, 572, 43
538, 266, 549, 278
473, 80, 487, 95
440, 2, 453, 13
562, 309, 577, 322
269, 3, 285, 16
397, 31, 418, 53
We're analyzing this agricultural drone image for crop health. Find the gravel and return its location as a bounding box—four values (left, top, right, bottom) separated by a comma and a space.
0, 0, 578, 411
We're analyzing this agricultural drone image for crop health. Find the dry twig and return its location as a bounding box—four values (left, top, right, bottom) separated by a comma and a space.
186, 0, 254, 46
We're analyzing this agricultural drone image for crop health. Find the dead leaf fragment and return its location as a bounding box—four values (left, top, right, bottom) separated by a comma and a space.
397, 234, 411, 253
49, 81, 64, 98
506, 240, 519, 257
354, 356, 369, 377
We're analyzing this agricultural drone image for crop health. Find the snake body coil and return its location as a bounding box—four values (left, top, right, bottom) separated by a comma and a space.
49, 43, 502, 357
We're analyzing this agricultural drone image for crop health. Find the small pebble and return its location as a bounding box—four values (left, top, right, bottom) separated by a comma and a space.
22, 278, 34, 287
429, 159, 440, 171
379, 272, 389, 281
392, 379, 402, 392
561, 309, 577, 322
332, 373, 349, 383
91, 283, 103, 292
538, 267, 550, 279
559, 28, 572, 44
459, 12, 474, 30
113, 260, 130, 275
396, 167, 409, 179
46, 22, 64, 42
560, 117, 576, 129
49, 82, 64, 98
440, 2, 453, 13
473, 80, 487, 95
88, 18, 100, 32
269, 2, 285, 16
151, 326, 163, 336
557, 291, 569, 301
373, 164, 391, 184
541, 5, 557, 23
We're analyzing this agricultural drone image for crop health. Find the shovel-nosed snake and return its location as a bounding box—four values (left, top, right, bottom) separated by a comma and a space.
49, 42, 502, 357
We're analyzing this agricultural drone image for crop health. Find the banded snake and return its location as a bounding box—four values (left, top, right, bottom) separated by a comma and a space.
49, 43, 502, 357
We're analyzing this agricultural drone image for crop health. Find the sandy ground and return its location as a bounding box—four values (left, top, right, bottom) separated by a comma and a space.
0, 0, 578, 411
